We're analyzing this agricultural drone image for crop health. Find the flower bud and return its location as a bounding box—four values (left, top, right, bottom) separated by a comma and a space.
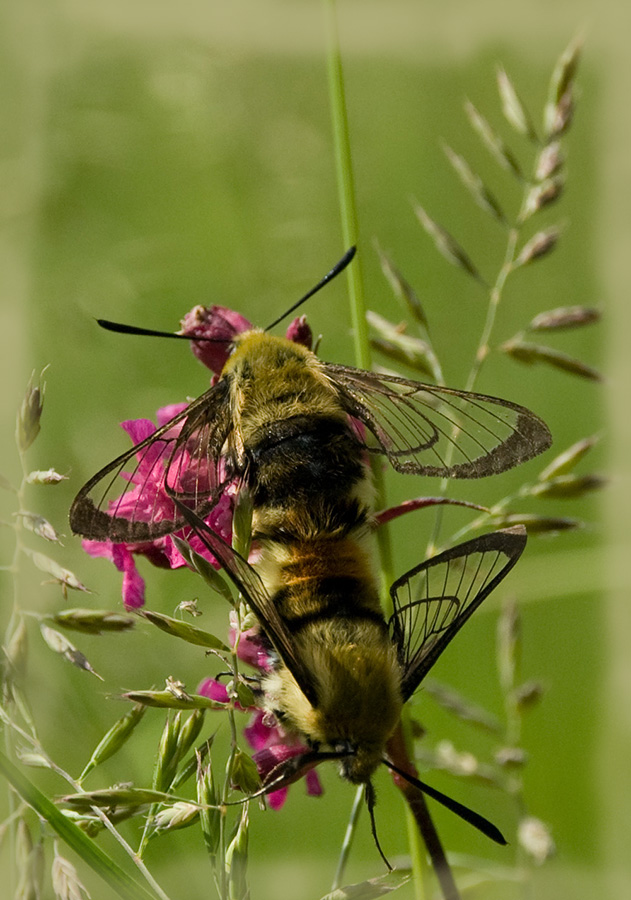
180, 305, 252, 374
285, 315, 313, 349
16, 373, 45, 452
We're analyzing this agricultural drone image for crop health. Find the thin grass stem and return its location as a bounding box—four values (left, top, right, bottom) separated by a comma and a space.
331, 785, 364, 890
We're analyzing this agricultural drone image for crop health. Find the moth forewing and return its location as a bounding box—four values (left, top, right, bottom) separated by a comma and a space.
173, 502, 321, 709
326, 365, 551, 478
389, 526, 527, 702
70, 310, 552, 548
69, 380, 232, 543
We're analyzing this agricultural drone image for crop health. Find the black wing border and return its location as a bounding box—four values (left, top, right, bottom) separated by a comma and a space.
174, 502, 320, 709
69, 379, 233, 543
324, 363, 551, 478
389, 526, 527, 702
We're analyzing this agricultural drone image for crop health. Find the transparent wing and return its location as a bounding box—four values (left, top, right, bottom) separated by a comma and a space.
175, 503, 319, 708
389, 527, 527, 702
69, 380, 234, 543
325, 364, 551, 478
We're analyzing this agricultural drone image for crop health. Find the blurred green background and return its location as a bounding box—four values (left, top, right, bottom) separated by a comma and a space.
1, 1, 627, 898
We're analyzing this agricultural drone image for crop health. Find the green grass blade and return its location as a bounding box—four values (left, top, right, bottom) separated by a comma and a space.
0, 749, 161, 900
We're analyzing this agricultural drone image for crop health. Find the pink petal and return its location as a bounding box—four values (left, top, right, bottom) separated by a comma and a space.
231, 626, 272, 672
267, 787, 288, 810
120, 554, 145, 609
305, 770, 323, 797
198, 678, 230, 703
244, 710, 278, 751
120, 418, 156, 444
82, 539, 114, 561
284, 315, 312, 349
180, 305, 252, 374
156, 402, 189, 427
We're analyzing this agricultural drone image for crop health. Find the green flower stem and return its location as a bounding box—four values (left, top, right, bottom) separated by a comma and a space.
325, 2, 404, 889
324, 0, 394, 597
465, 228, 519, 393
404, 804, 428, 900
429, 160, 541, 556
395, 715, 430, 900
331, 785, 364, 891
324, 0, 368, 369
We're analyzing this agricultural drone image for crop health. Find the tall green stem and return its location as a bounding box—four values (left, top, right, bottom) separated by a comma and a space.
324, 1, 407, 890
324, 0, 394, 594
324, 0, 369, 369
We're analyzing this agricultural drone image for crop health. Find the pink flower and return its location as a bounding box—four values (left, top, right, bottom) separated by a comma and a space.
197, 624, 322, 809
180, 305, 252, 374
81, 306, 316, 609
82, 403, 233, 609
197, 679, 234, 706
245, 711, 323, 809
179, 303, 314, 375
284, 315, 313, 350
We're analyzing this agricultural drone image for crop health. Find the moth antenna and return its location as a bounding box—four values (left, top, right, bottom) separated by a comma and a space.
96, 319, 230, 345
382, 758, 506, 845
264, 246, 356, 332
364, 781, 392, 872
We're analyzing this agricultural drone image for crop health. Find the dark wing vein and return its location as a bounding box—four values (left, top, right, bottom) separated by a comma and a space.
325, 364, 551, 478
389, 527, 527, 702
69, 380, 233, 543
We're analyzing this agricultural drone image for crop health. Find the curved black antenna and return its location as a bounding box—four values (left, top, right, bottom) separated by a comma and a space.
364, 781, 392, 871
96, 247, 356, 343
96, 319, 230, 345
382, 758, 506, 845
264, 246, 356, 332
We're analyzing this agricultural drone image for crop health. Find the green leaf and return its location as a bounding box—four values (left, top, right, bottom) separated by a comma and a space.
197, 755, 220, 860
225, 805, 249, 900
319, 870, 412, 900
496, 65, 537, 140
171, 536, 234, 604
537, 435, 599, 481
39, 625, 102, 679
528, 473, 606, 499
79, 705, 146, 782
141, 610, 230, 652
528, 306, 600, 331
464, 99, 523, 179
442, 143, 506, 223
413, 203, 485, 285
0, 750, 161, 900
61, 787, 191, 810
367, 311, 441, 381
25, 549, 90, 593
513, 228, 560, 266
374, 243, 428, 328
489, 512, 583, 534
16, 372, 45, 452
52, 609, 135, 634
544, 36, 582, 137
15, 511, 61, 543
25, 468, 68, 485
122, 690, 227, 710
423, 679, 501, 733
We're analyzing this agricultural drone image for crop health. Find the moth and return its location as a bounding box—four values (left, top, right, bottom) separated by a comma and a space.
70, 248, 545, 869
